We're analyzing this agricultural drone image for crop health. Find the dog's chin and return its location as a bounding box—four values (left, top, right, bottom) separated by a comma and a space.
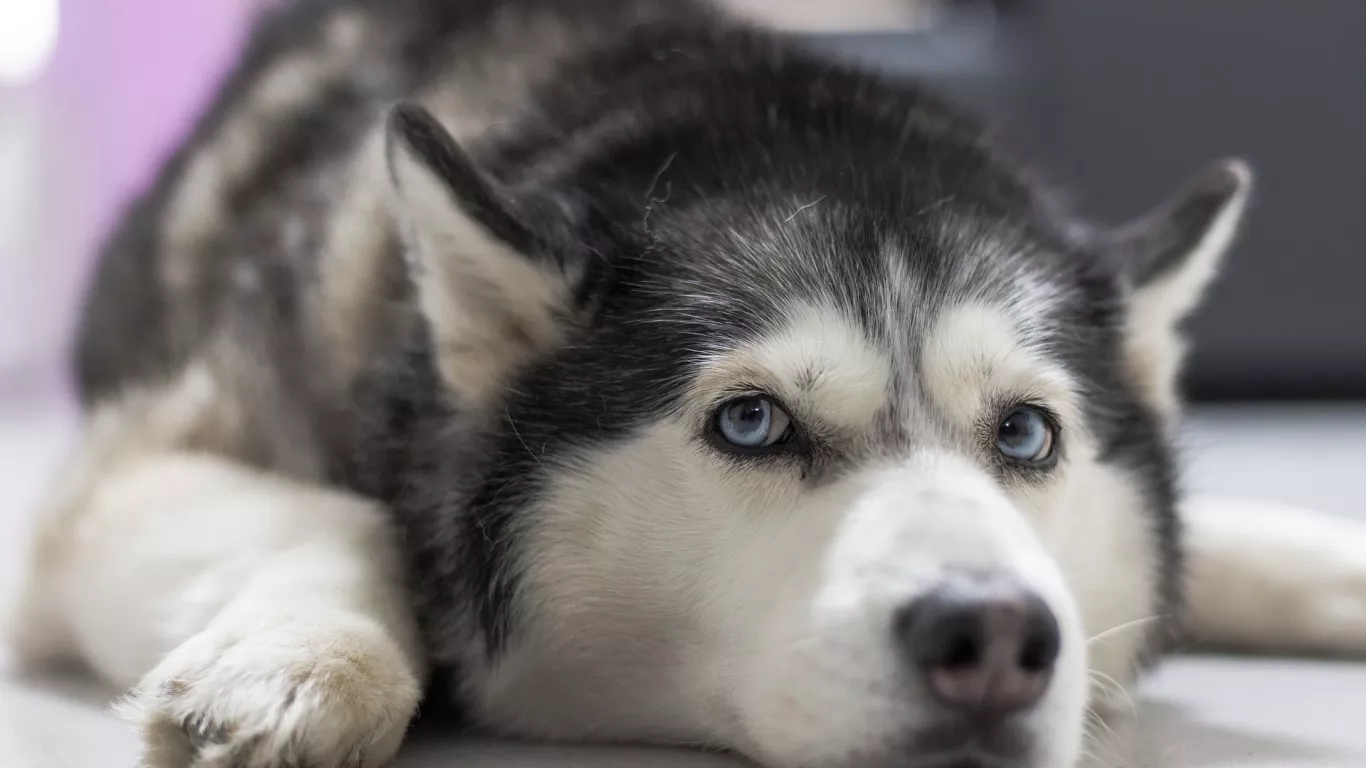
734, 643, 1087, 768
813, 746, 1042, 768
852, 720, 1047, 768
904, 720, 1049, 768
738, 718, 1070, 768
890, 754, 1028, 768
896, 757, 1028, 768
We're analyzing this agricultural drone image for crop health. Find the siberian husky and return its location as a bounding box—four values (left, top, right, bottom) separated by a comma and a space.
10, 1, 1366, 766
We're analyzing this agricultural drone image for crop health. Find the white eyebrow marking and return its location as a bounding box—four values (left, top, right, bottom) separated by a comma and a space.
692, 303, 891, 433
921, 301, 1080, 429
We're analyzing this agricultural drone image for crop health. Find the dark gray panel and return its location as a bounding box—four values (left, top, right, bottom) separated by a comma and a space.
808, 1, 1365, 400
1034, 0, 1366, 399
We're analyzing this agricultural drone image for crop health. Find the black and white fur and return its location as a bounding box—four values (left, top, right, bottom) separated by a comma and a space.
9, 1, 1366, 766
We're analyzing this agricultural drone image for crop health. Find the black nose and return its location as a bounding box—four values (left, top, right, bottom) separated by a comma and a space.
896, 573, 1060, 718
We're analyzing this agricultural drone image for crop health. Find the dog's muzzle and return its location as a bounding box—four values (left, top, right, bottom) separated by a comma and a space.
735, 457, 1086, 768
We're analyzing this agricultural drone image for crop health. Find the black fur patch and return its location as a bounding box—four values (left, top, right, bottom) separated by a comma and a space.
386, 103, 542, 257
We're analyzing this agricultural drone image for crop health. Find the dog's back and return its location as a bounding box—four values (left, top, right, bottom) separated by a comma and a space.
73, 0, 725, 477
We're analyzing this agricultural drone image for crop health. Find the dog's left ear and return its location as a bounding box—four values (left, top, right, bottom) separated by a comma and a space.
1107, 159, 1253, 417
384, 102, 582, 406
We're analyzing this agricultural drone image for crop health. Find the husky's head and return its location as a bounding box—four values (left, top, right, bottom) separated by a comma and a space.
369, 42, 1251, 768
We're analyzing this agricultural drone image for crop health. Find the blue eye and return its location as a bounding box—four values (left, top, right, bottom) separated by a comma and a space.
995, 407, 1057, 463
714, 396, 793, 450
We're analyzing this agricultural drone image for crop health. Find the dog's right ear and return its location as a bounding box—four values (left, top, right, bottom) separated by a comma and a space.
384, 103, 575, 405
1106, 159, 1254, 421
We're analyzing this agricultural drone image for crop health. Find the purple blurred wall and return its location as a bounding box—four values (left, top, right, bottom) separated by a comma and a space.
55, 0, 257, 266
0, 0, 258, 390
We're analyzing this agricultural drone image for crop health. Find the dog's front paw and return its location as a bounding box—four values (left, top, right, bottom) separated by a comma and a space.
1186, 497, 1366, 656
1252, 504, 1366, 655
118, 614, 421, 768
1301, 531, 1366, 654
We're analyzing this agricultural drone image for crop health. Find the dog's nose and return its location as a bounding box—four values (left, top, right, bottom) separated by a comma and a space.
896, 574, 1060, 718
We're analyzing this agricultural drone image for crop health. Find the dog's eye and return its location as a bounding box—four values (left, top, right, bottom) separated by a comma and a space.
995, 406, 1056, 463
714, 396, 793, 450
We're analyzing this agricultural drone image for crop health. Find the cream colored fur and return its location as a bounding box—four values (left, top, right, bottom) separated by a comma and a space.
385, 134, 573, 406
8, 367, 425, 768
1183, 494, 1366, 656
1124, 160, 1254, 426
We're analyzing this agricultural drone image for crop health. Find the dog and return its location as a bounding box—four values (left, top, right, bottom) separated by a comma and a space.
9, 1, 1366, 766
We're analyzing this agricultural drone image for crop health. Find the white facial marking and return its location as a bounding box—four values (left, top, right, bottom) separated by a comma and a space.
921, 301, 1080, 430
692, 303, 892, 434
1030, 455, 1160, 707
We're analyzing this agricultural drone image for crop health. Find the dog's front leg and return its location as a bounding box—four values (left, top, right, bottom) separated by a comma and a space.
1182, 493, 1366, 656
10, 452, 426, 768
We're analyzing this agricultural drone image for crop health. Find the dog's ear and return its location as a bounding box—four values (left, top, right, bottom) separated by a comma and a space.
384, 102, 577, 405
1107, 159, 1253, 417
1109, 159, 1253, 322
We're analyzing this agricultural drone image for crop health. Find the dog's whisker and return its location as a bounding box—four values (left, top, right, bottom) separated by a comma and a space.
1081, 710, 1125, 763
1087, 670, 1137, 718
1077, 736, 1110, 766
1078, 741, 1122, 768
1088, 615, 1166, 646
782, 195, 826, 224
505, 407, 548, 472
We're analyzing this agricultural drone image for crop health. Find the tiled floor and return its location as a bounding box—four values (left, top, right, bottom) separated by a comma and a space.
2, 398, 1364, 767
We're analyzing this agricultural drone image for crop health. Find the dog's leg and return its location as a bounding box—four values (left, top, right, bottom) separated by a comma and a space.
1182, 493, 1366, 655
9, 450, 424, 768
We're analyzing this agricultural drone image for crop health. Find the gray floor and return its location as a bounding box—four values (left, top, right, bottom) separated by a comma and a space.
2, 403, 1364, 767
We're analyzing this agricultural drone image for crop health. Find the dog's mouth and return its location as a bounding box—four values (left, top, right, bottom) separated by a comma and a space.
904, 748, 1023, 768
912, 754, 1010, 759
897, 720, 1034, 768
912, 750, 1018, 768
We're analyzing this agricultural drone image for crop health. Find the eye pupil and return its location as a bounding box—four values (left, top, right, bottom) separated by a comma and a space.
734, 402, 766, 427
999, 414, 1026, 443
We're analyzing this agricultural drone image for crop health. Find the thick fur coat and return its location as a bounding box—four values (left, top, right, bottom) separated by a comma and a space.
10, 1, 1366, 767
